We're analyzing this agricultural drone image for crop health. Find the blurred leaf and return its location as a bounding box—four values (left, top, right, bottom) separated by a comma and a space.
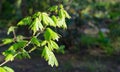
31, 36, 40, 46
59, 9, 65, 19
5, 54, 14, 61
42, 46, 58, 67
42, 13, 55, 27
2, 38, 13, 44
52, 15, 58, 25
41, 40, 47, 46
8, 41, 27, 50
44, 28, 60, 41
56, 45, 65, 54
49, 5, 58, 12
3, 66, 14, 72
7, 26, 17, 35
30, 17, 43, 35
63, 10, 71, 19
0, 67, 6, 72
17, 16, 32, 26
48, 40, 59, 50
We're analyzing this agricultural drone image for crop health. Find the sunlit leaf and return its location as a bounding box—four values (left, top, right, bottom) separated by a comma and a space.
31, 36, 40, 46
2, 38, 13, 44
48, 40, 59, 50
52, 15, 58, 26
7, 26, 17, 35
0, 67, 6, 72
58, 18, 67, 29
3, 66, 14, 72
41, 13, 55, 27
32, 12, 41, 18
44, 28, 60, 41
42, 46, 58, 67
17, 16, 32, 26
30, 18, 43, 35
8, 41, 27, 50
5, 54, 14, 61
41, 40, 47, 46
59, 9, 65, 19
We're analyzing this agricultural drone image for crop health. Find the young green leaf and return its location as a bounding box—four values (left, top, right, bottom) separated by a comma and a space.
8, 41, 27, 50
7, 26, 17, 35
30, 18, 43, 35
63, 10, 71, 19
49, 5, 58, 12
32, 12, 41, 18
58, 18, 67, 29
16, 35, 24, 42
0, 67, 6, 72
59, 9, 65, 19
2, 38, 13, 44
5, 54, 14, 61
41, 13, 55, 27
17, 16, 32, 26
44, 28, 60, 41
52, 15, 58, 26
31, 36, 40, 46
48, 51, 58, 67
41, 40, 47, 46
19, 49, 31, 59
42, 46, 58, 67
47, 40, 59, 50
3, 66, 14, 72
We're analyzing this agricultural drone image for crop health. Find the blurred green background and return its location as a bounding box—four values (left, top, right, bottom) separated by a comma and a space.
1, 0, 120, 72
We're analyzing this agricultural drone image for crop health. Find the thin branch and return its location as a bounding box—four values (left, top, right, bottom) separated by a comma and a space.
13, 30, 17, 42
0, 44, 5, 47
0, 31, 41, 66
0, 52, 20, 66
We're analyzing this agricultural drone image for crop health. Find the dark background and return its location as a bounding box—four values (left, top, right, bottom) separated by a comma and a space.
0, 0, 120, 72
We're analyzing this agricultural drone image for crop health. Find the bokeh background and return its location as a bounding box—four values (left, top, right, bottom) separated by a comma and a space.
0, 0, 120, 72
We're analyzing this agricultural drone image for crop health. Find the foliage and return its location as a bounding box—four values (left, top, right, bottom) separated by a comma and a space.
0, 4, 70, 71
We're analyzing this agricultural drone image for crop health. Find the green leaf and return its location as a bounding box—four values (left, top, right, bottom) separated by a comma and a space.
17, 16, 32, 26
8, 41, 27, 50
30, 18, 43, 35
42, 46, 58, 67
52, 15, 58, 25
44, 28, 60, 41
48, 40, 59, 50
0, 67, 6, 72
18, 49, 31, 59
32, 12, 41, 18
48, 51, 58, 67
56, 45, 65, 54
41, 13, 55, 27
63, 10, 71, 19
2, 50, 16, 56
5, 54, 14, 61
3, 66, 14, 72
41, 40, 47, 46
49, 5, 58, 11
7, 26, 17, 35
2, 38, 13, 44
58, 18, 67, 29
16, 35, 24, 41
59, 9, 65, 19
31, 36, 40, 46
